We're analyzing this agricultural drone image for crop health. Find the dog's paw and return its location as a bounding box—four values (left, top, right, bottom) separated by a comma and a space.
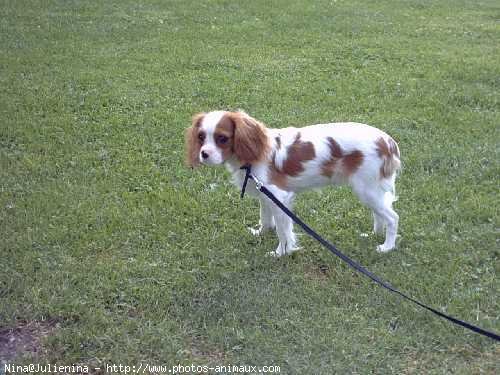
248, 225, 273, 236
376, 244, 395, 253
266, 250, 283, 257
248, 226, 263, 236
267, 244, 301, 257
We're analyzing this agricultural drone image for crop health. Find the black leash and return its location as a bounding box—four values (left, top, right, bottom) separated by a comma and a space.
240, 165, 500, 341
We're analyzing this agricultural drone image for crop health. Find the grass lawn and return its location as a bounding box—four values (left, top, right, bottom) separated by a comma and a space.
1, 0, 499, 372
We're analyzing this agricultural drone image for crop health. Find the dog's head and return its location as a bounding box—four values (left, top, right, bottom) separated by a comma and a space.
185, 111, 269, 167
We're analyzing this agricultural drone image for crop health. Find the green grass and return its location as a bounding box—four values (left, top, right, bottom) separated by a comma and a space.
1, 0, 499, 372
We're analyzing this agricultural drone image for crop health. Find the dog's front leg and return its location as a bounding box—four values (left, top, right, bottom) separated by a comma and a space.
268, 190, 299, 257
249, 197, 275, 236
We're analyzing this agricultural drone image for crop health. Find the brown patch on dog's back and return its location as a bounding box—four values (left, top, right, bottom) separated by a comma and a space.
282, 133, 316, 176
269, 132, 316, 189
322, 137, 364, 177
321, 137, 343, 177
343, 150, 364, 175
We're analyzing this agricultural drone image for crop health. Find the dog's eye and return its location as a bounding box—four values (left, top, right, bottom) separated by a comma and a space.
217, 135, 228, 144
198, 132, 205, 143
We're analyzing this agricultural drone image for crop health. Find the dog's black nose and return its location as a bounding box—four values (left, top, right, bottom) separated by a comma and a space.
201, 151, 209, 159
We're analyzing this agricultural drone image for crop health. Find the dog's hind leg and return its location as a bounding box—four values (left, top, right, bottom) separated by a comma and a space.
352, 177, 399, 253
372, 212, 385, 235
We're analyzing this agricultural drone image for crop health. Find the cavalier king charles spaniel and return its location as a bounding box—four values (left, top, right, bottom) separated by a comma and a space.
186, 110, 401, 256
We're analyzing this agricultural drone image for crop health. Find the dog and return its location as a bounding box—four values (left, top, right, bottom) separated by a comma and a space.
186, 110, 401, 256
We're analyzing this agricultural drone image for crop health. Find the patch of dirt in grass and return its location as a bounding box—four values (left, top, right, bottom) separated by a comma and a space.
0, 320, 57, 363
304, 263, 332, 283
189, 340, 225, 363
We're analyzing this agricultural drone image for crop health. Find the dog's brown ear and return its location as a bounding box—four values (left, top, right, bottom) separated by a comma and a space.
229, 111, 270, 165
185, 113, 205, 167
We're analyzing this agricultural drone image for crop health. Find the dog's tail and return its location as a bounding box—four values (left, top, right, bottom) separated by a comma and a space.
377, 136, 401, 204
380, 137, 401, 179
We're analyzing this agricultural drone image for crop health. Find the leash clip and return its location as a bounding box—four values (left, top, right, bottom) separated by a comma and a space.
240, 164, 263, 198
250, 174, 263, 191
